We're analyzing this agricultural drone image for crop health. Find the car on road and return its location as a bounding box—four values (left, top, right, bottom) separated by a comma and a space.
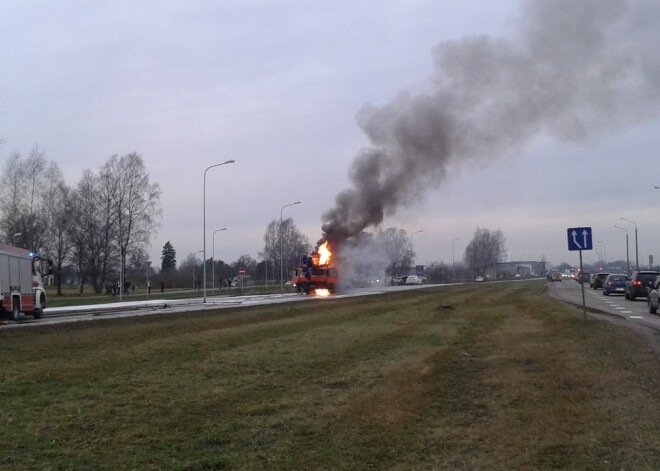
625, 270, 659, 301
576, 272, 590, 284
602, 274, 628, 296
405, 275, 424, 285
647, 275, 660, 314
550, 272, 562, 282
591, 273, 610, 290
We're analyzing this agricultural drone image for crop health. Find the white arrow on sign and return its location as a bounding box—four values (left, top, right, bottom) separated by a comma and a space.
571, 230, 582, 249
581, 229, 589, 248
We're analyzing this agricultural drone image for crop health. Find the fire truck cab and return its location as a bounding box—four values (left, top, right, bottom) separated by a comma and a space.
0, 244, 52, 322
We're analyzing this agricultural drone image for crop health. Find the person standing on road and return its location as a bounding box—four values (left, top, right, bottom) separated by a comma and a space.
148, 280, 152, 295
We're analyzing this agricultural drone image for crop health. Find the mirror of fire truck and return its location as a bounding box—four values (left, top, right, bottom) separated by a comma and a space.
32, 257, 54, 277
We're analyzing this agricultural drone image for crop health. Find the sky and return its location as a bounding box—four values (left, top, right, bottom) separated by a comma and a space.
2, 0, 660, 270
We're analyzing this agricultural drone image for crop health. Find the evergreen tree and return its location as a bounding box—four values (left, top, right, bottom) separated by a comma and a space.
161, 241, 177, 271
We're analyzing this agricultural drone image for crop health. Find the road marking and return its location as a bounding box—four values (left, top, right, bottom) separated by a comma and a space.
614, 307, 626, 310
629, 316, 644, 319
621, 311, 633, 314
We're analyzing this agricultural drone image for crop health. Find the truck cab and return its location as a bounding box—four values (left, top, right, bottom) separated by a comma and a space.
291, 262, 338, 295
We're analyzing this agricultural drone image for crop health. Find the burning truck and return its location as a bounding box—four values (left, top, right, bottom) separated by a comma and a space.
291, 241, 338, 296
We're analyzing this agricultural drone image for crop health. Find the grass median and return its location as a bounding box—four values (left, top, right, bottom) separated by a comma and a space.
2, 281, 659, 470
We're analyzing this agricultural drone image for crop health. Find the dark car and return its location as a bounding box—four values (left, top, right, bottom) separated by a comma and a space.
625, 270, 660, 301
647, 275, 660, 314
602, 274, 628, 296
576, 272, 590, 284
591, 273, 610, 290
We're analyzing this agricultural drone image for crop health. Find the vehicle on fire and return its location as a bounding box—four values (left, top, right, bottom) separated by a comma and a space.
291, 241, 338, 295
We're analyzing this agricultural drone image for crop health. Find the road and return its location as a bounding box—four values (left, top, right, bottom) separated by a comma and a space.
546, 279, 660, 331
9, 278, 659, 334
0, 282, 444, 329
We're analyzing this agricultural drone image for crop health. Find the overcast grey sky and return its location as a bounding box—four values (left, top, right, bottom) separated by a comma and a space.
2, 0, 659, 269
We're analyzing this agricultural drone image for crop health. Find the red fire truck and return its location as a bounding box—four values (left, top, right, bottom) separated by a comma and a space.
0, 244, 52, 322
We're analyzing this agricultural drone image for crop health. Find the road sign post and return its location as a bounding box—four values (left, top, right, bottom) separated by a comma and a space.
239, 267, 246, 294
567, 227, 593, 321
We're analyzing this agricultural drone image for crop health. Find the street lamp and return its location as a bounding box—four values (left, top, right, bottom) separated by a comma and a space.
620, 217, 638, 270
280, 201, 301, 292
613, 225, 630, 275
452, 237, 460, 282
597, 240, 607, 266
203, 160, 235, 303
212, 228, 227, 295
410, 230, 423, 271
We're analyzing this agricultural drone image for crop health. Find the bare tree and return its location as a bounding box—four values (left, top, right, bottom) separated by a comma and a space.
262, 218, 310, 281
376, 227, 413, 276
0, 148, 48, 248
464, 227, 507, 278
41, 163, 73, 295
102, 153, 161, 290
70, 170, 108, 293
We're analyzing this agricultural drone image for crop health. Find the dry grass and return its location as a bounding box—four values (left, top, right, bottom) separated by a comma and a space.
1, 281, 659, 470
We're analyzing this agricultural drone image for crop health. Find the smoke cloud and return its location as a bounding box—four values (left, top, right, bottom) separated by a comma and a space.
321, 0, 660, 247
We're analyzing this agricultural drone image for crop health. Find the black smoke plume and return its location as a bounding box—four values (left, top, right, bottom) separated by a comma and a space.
321, 0, 660, 248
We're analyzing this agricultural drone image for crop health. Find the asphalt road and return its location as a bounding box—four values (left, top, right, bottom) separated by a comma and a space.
546, 278, 660, 331
0, 282, 445, 329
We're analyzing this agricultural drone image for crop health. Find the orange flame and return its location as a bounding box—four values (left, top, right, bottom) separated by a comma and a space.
318, 241, 332, 266
314, 288, 331, 297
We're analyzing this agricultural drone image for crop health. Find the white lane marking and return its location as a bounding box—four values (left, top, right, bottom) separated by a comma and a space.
614, 307, 626, 310
629, 316, 644, 319
621, 311, 633, 314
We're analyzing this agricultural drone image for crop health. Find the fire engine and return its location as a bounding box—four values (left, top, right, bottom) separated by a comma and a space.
0, 244, 52, 322
291, 241, 338, 296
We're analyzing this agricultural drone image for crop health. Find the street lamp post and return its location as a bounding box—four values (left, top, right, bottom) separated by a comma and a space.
452, 237, 460, 282
620, 217, 638, 270
597, 240, 607, 267
613, 225, 630, 275
410, 230, 423, 272
212, 228, 227, 295
203, 160, 235, 303
280, 201, 301, 292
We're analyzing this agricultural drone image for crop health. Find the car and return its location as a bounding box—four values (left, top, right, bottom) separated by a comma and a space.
647, 275, 660, 314
475, 276, 485, 282
576, 272, 590, 284
405, 275, 423, 285
625, 270, 660, 301
602, 274, 628, 296
390, 276, 403, 285
550, 272, 563, 282
591, 273, 610, 290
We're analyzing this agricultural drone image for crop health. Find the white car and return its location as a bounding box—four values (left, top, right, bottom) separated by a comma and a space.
405, 275, 423, 285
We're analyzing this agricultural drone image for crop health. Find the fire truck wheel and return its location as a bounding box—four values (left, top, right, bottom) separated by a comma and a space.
12, 301, 20, 322
33, 294, 46, 319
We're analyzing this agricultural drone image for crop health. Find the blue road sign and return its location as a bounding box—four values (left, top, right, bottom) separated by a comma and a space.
567, 227, 593, 251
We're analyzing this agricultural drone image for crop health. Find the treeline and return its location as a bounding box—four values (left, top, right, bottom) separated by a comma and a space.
0, 147, 160, 295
